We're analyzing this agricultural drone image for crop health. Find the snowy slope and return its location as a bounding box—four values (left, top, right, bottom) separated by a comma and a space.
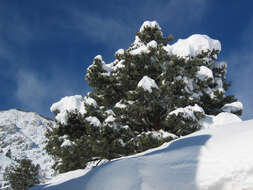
0, 109, 55, 185
30, 118, 253, 190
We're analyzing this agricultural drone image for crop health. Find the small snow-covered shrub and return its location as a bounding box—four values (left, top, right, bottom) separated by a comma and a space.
3, 159, 40, 190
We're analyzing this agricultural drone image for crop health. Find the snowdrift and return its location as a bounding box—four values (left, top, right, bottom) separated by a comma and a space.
31, 118, 253, 190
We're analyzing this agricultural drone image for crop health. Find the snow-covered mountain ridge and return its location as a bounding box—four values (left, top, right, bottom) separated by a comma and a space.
0, 109, 55, 185
31, 118, 253, 190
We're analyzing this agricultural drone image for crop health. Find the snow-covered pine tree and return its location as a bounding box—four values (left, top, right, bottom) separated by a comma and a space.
46, 21, 242, 173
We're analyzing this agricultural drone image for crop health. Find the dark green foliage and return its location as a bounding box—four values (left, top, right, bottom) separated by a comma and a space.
3, 159, 40, 190
5, 149, 11, 159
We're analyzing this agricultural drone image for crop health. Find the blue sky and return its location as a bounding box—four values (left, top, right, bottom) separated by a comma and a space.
1, 0, 253, 120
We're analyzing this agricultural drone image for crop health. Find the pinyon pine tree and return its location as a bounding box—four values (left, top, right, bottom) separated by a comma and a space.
46, 21, 242, 173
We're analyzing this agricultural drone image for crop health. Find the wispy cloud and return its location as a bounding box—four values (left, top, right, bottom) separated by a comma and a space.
16, 70, 48, 111
15, 68, 89, 117
63, 0, 207, 47
69, 11, 134, 46
0, 0, 208, 117
227, 19, 253, 120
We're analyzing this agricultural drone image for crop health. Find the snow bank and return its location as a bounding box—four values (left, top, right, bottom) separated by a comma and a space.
31, 119, 253, 190
50, 95, 87, 125
137, 76, 158, 93
164, 34, 221, 58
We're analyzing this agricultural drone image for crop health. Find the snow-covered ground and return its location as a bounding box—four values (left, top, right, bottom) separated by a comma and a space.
0, 109, 55, 186
30, 115, 253, 190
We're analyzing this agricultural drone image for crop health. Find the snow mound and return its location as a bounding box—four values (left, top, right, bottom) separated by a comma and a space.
200, 112, 242, 129
164, 34, 221, 58
222, 101, 243, 114
50, 95, 86, 125
30, 117, 253, 190
137, 76, 158, 93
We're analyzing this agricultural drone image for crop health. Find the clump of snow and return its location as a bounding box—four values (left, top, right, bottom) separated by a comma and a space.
212, 61, 227, 69
169, 104, 204, 120
214, 78, 224, 92
120, 125, 129, 130
129, 40, 158, 55
137, 76, 158, 93
148, 130, 178, 140
85, 116, 101, 127
84, 97, 97, 107
31, 119, 253, 190
104, 115, 116, 123
104, 109, 115, 116
164, 34, 221, 59
129, 44, 150, 55
222, 101, 243, 113
50, 95, 86, 125
113, 60, 125, 70
139, 21, 161, 32
61, 139, 73, 147
196, 66, 214, 80
114, 101, 127, 109
115, 49, 124, 56
91, 55, 113, 74
131, 36, 144, 50
147, 40, 158, 49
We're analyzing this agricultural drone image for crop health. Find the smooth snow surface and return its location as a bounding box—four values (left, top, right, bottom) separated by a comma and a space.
31, 119, 253, 190
137, 76, 158, 93
164, 34, 221, 58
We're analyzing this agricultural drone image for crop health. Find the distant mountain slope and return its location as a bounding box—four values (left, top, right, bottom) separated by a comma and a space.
0, 109, 55, 186
31, 118, 253, 190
